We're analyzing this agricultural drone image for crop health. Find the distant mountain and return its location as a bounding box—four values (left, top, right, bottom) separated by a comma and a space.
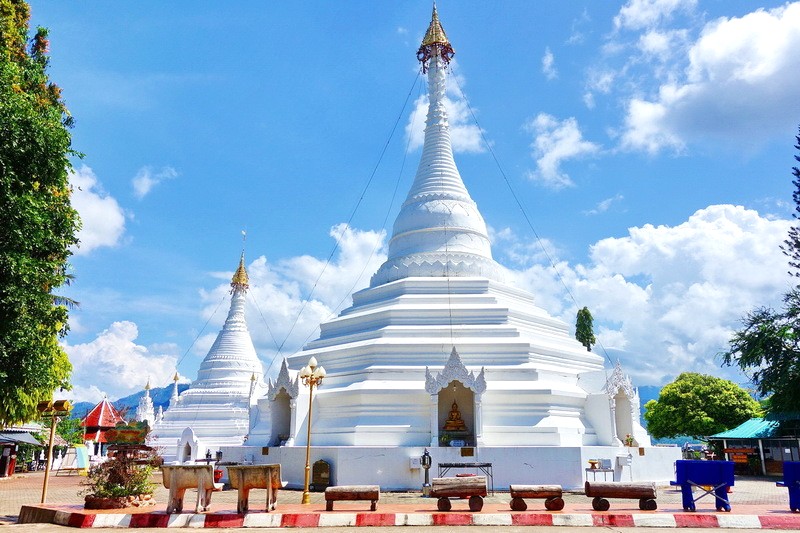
68, 384, 190, 420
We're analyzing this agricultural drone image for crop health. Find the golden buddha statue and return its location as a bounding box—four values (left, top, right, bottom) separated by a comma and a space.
442, 400, 467, 431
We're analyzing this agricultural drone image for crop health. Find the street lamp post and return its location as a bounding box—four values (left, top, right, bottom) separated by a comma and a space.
299, 356, 325, 505
36, 400, 72, 504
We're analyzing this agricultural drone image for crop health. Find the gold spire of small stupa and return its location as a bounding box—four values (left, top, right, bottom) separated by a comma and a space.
231, 252, 249, 288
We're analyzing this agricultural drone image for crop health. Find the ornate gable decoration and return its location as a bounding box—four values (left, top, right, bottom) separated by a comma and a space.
425, 347, 486, 395
604, 360, 635, 398
268, 359, 300, 400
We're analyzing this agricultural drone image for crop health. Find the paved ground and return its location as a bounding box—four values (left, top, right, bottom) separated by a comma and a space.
0, 470, 795, 530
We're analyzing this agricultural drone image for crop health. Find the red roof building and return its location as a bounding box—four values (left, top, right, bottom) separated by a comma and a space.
81, 398, 125, 454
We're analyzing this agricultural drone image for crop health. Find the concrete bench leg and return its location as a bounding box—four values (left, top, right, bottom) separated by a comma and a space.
370, 499, 377, 511
326, 501, 334, 511
237, 488, 250, 514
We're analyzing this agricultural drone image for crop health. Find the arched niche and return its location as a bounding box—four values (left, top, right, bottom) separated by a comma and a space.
267, 359, 299, 446
425, 347, 486, 447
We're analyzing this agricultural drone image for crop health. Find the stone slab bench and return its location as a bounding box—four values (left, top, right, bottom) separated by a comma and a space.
509, 484, 564, 511
324, 485, 380, 511
430, 476, 487, 512
161, 465, 215, 514
584, 481, 657, 511
227, 464, 285, 514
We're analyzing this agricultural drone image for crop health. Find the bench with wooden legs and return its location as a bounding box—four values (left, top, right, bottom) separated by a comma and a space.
324, 485, 380, 511
509, 484, 564, 511
430, 476, 487, 512
584, 481, 657, 511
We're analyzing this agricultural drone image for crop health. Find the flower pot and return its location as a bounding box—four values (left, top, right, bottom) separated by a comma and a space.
84, 495, 129, 509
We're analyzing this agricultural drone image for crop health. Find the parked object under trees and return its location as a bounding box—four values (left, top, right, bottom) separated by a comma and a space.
0, 0, 80, 426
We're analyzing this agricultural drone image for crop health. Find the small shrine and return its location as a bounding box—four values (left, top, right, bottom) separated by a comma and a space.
81, 397, 126, 456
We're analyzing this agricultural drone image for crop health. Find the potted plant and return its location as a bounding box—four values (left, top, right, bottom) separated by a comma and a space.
624, 434, 635, 447
81, 446, 159, 509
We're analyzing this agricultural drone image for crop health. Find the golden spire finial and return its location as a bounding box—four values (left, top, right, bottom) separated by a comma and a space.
173, 372, 179, 382
417, 2, 454, 72
231, 252, 249, 288
144, 378, 151, 391
421, 3, 449, 47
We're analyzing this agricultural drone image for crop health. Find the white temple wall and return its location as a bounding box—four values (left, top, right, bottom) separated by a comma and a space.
218, 444, 681, 491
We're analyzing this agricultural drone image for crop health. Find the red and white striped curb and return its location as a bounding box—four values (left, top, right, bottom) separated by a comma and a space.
21, 507, 800, 529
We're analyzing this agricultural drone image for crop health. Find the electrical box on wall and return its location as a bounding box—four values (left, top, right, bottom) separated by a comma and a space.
409, 457, 421, 469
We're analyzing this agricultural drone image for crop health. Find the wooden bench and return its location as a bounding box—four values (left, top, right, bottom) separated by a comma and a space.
430, 476, 487, 512
584, 481, 657, 511
509, 484, 564, 511
324, 485, 380, 511
227, 464, 285, 514
161, 464, 215, 514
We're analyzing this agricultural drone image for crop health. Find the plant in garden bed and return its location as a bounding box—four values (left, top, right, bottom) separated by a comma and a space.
80, 446, 159, 509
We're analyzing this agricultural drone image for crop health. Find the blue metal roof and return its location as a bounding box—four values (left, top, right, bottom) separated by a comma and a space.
709, 418, 780, 439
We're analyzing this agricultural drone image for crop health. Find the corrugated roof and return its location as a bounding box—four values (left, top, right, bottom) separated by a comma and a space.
709, 418, 780, 439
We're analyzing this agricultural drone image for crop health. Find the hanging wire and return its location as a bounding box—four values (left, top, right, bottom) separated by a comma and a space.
293, 75, 426, 353
270, 71, 423, 356
173, 292, 228, 372
450, 66, 613, 365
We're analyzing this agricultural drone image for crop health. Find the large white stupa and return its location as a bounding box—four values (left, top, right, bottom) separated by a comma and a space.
236, 7, 678, 489
150, 255, 264, 462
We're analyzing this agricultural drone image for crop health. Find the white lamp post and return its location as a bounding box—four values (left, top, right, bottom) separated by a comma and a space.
299, 356, 325, 504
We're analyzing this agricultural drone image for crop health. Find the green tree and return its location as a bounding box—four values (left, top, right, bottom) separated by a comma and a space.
575, 306, 596, 351
720, 126, 800, 419
0, 0, 80, 425
643, 372, 761, 439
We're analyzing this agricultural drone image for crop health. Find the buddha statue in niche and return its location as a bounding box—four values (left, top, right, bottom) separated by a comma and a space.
442, 400, 467, 432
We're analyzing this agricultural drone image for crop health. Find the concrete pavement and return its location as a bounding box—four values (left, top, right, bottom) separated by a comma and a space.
1, 470, 798, 529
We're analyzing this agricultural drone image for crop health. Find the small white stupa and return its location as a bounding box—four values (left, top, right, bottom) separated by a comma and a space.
150, 254, 264, 462
134, 379, 155, 428
239, 6, 678, 490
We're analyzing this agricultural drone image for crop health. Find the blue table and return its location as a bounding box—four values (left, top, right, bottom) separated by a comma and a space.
673, 460, 735, 512
777, 461, 800, 513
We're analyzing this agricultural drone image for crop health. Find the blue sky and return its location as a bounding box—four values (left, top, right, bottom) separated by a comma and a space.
28, 1, 800, 402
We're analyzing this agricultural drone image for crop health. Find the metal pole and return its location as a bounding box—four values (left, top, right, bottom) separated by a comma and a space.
40, 416, 58, 504
301, 383, 314, 504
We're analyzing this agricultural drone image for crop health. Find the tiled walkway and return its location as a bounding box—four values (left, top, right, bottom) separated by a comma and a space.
2, 471, 798, 529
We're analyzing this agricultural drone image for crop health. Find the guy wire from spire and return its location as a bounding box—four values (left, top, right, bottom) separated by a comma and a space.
450, 66, 613, 365
173, 293, 228, 372
275, 71, 422, 356
293, 77, 427, 354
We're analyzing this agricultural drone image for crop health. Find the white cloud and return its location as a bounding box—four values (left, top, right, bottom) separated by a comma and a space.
619, 3, 800, 153
614, 0, 697, 31
62, 321, 179, 401
132, 166, 178, 199
542, 47, 557, 80
525, 114, 600, 190
584, 194, 625, 215
69, 165, 126, 255
504, 204, 792, 385
405, 67, 486, 153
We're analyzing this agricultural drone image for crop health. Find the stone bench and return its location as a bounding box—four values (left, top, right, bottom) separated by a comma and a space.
430, 476, 487, 512
161, 464, 215, 514
227, 464, 285, 514
324, 485, 380, 511
584, 481, 657, 511
509, 484, 564, 511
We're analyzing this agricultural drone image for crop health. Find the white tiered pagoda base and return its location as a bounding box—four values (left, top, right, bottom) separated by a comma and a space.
217, 444, 680, 491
